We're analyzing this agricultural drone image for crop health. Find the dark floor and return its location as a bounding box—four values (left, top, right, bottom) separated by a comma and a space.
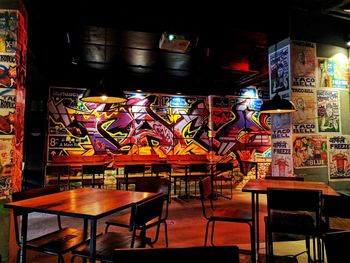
8, 184, 347, 263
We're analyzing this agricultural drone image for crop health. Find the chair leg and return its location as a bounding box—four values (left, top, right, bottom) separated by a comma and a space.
163, 221, 169, 247
210, 221, 215, 246
204, 220, 211, 246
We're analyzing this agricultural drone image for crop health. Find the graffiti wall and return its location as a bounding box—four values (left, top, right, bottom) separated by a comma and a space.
48, 88, 210, 158
47, 87, 272, 176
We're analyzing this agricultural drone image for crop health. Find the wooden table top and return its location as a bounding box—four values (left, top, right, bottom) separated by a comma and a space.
5, 188, 161, 219
242, 179, 339, 196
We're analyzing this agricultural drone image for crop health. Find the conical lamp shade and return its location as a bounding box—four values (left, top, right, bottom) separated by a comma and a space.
260, 93, 296, 114
81, 77, 126, 104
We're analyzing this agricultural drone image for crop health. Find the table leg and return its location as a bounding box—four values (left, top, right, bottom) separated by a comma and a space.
251, 192, 260, 263
89, 219, 97, 263
256, 193, 260, 259
19, 213, 28, 263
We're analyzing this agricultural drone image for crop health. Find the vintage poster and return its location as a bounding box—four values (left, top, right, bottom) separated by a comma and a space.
317, 89, 340, 133
291, 40, 316, 87
271, 138, 293, 177
269, 45, 290, 98
317, 57, 350, 89
271, 115, 293, 176
293, 135, 328, 168
328, 136, 350, 179
291, 87, 317, 133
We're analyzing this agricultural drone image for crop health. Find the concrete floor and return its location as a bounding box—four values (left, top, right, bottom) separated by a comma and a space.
7, 186, 320, 263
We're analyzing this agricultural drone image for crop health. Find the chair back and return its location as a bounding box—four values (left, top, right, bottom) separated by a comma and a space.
11, 186, 61, 246
82, 164, 105, 174
324, 230, 350, 263
189, 164, 209, 174
124, 164, 145, 175
134, 177, 170, 221
82, 164, 105, 188
215, 162, 233, 175
113, 246, 240, 262
151, 163, 171, 177
134, 177, 163, 193
45, 165, 70, 189
267, 188, 322, 212
266, 188, 323, 235
129, 194, 165, 246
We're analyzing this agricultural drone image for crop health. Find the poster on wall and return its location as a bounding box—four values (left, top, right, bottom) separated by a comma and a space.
317, 89, 340, 133
328, 136, 350, 179
269, 44, 291, 99
292, 135, 328, 168
0, 10, 18, 54
271, 114, 293, 176
317, 57, 350, 89
0, 88, 15, 135
291, 87, 317, 133
271, 138, 293, 177
291, 40, 316, 87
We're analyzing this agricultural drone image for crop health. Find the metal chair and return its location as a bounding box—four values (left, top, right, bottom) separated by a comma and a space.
45, 165, 71, 190
212, 162, 235, 199
116, 164, 145, 190
105, 177, 170, 247
265, 188, 323, 263
12, 186, 86, 263
71, 194, 165, 262
81, 164, 105, 188
199, 176, 254, 260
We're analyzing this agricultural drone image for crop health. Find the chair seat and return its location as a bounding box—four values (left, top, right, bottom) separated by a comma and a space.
212, 208, 252, 222
72, 232, 145, 261
27, 227, 86, 254
267, 211, 317, 235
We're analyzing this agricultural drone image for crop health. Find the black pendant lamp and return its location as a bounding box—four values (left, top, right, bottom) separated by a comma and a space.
260, 93, 296, 114
81, 73, 126, 104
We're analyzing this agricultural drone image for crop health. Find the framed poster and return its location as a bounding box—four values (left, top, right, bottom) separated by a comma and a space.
269, 45, 291, 98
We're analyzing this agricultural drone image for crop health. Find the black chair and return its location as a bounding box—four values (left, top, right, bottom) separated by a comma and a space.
265, 188, 323, 263
71, 194, 165, 262
212, 162, 235, 199
45, 165, 71, 190
199, 176, 254, 260
112, 245, 240, 262
105, 177, 170, 247
181, 163, 208, 198
11, 186, 86, 263
81, 164, 105, 188
151, 163, 171, 178
324, 230, 350, 263
116, 164, 145, 190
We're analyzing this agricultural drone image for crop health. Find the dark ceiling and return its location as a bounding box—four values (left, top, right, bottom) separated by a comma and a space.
21, 0, 350, 95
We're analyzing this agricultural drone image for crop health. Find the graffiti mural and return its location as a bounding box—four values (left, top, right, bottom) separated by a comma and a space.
47, 88, 210, 160
209, 95, 271, 176
47, 88, 272, 177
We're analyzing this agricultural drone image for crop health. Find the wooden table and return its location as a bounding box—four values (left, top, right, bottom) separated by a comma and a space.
242, 179, 339, 263
5, 188, 161, 263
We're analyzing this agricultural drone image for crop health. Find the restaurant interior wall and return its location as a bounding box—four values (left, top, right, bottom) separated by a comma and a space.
268, 34, 350, 190
46, 87, 271, 180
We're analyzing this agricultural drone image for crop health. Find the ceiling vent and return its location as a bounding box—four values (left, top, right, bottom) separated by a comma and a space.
159, 32, 191, 53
